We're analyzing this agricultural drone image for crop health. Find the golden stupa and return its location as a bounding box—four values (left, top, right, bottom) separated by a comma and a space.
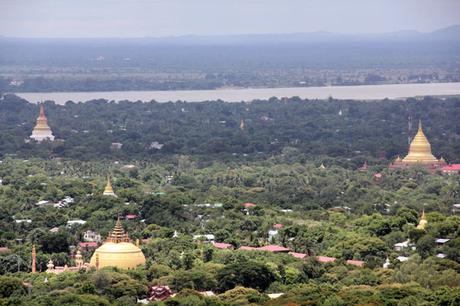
416, 210, 427, 230
30, 104, 55, 142
390, 120, 446, 170
90, 218, 145, 269
103, 176, 117, 197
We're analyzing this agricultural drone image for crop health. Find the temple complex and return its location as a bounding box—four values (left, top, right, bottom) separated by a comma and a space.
30, 104, 55, 142
390, 121, 446, 171
46, 250, 89, 274
103, 176, 117, 197
90, 217, 146, 269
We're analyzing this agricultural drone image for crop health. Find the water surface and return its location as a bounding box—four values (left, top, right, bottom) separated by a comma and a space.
14, 82, 460, 104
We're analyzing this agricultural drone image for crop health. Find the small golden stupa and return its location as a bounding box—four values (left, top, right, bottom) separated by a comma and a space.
30, 104, 55, 142
416, 210, 427, 230
103, 176, 117, 197
90, 217, 145, 269
390, 120, 446, 170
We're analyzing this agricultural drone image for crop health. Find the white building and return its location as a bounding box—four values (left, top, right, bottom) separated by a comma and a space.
83, 230, 102, 243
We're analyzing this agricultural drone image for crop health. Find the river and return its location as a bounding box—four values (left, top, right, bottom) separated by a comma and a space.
12, 82, 460, 104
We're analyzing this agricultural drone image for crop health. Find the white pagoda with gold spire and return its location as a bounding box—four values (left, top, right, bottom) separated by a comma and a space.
103, 175, 117, 197
30, 104, 55, 142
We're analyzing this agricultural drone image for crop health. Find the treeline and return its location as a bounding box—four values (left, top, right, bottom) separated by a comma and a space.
0, 94, 459, 164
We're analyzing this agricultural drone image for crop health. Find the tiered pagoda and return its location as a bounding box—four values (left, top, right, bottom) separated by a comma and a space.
390, 120, 446, 171
30, 104, 55, 142
90, 217, 146, 269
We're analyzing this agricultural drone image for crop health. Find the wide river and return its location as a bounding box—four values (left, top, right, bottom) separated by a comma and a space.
13, 82, 460, 104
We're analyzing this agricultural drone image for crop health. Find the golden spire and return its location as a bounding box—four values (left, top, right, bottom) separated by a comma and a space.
240, 119, 245, 131
402, 120, 439, 163
416, 209, 427, 230
103, 175, 116, 196
106, 216, 130, 243
30, 103, 55, 142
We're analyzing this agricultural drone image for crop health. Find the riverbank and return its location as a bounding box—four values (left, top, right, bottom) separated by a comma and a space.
12, 82, 460, 104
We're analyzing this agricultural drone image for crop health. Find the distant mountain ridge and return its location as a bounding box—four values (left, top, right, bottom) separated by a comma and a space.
1, 25, 460, 45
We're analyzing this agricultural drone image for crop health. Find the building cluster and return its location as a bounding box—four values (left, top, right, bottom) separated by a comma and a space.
30, 217, 145, 274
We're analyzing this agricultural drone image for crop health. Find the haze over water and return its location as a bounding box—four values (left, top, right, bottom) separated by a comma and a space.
13, 82, 460, 104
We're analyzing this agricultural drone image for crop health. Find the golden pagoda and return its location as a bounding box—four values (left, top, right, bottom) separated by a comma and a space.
390, 120, 446, 170
90, 217, 145, 269
103, 176, 117, 197
30, 104, 55, 142
416, 210, 427, 230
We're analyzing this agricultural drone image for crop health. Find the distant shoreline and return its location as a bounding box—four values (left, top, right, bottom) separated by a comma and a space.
11, 82, 460, 104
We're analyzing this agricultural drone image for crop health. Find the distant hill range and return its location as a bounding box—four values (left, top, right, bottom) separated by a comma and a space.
1, 25, 460, 45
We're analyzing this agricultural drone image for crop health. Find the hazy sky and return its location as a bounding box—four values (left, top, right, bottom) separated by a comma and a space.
1, 0, 460, 38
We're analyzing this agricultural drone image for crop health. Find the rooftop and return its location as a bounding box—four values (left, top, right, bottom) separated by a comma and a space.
213, 242, 233, 249
256, 245, 291, 252
316, 256, 337, 263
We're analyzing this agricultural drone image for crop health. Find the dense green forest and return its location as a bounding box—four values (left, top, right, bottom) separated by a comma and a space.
0, 95, 459, 305
0, 157, 459, 305
0, 94, 459, 164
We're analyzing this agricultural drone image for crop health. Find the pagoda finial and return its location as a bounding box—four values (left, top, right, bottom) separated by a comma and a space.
418, 119, 423, 132
39, 103, 46, 117
106, 216, 130, 243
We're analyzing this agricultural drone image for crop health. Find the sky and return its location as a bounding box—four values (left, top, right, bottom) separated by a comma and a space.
1, 0, 460, 38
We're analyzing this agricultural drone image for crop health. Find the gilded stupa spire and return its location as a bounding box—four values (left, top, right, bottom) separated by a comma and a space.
416, 209, 427, 230
30, 103, 55, 142
103, 175, 116, 197
401, 119, 439, 163
106, 216, 130, 243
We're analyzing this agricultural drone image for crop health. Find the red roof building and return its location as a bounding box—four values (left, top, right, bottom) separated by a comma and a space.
243, 202, 257, 208
289, 252, 307, 259
346, 259, 365, 267
256, 245, 291, 253
316, 256, 337, 263
213, 242, 233, 250
273, 223, 284, 229
0, 247, 10, 254
125, 214, 138, 220
442, 164, 460, 174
